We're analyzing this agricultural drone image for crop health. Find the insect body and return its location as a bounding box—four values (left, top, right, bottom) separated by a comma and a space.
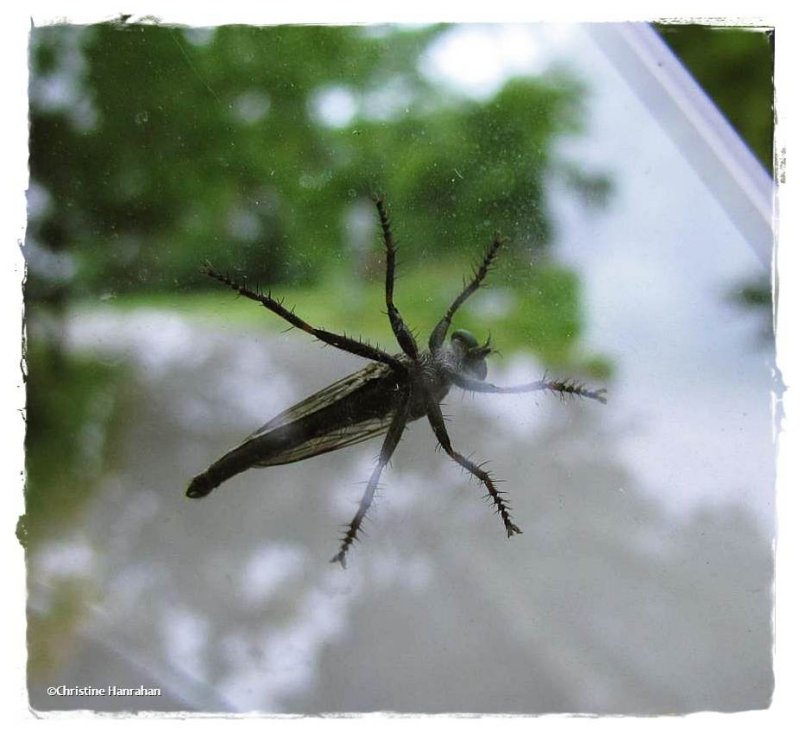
188, 196, 606, 566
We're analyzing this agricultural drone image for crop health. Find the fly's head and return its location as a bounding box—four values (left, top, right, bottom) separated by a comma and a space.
450, 329, 492, 381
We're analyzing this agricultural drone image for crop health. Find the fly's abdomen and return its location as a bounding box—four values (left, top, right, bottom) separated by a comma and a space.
186, 426, 304, 498
186, 471, 217, 498
186, 448, 252, 498
186, 373, 404, 498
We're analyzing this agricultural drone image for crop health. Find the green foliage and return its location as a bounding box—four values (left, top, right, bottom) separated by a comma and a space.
333, 73, 588, 256
28, 24, 597, 299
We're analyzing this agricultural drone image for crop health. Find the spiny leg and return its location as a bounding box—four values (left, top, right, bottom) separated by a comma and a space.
203, 264, 403, 371
372, 194, 419, 360
429, 233, 505, 351
331, 394, 411, 568
425, 399, 521, 537
447, 371, 608, 404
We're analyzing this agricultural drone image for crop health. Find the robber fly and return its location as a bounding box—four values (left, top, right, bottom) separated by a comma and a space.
187, 195, 606, 566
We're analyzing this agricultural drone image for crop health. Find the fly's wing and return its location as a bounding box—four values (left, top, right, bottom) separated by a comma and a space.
188, 361, 406, 498
242, 361, 401, 466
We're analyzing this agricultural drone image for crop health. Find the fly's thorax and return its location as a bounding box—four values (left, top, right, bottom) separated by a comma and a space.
415, 355, 442, 390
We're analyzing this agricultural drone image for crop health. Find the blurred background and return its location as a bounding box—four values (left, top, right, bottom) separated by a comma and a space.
23, 21, 775, 713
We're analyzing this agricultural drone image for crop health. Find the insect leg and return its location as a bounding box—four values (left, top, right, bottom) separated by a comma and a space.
331, 394, 411, 568
448, 371, 607, 404
203, 265, 404, 371
372, 194, 419, 360
428, 233, 505, 352
425, 399, 522, 538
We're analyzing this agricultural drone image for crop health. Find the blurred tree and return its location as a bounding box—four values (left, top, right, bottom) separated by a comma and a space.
27, 23, 603, 301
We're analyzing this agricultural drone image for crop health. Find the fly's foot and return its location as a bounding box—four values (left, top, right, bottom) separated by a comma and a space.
330, 550, 348, 569
330, 525, 359, 568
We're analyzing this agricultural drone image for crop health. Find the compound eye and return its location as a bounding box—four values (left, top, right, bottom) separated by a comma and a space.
451, 329, 479, 349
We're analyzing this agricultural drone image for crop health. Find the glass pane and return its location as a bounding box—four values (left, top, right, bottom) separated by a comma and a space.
24, 22, 774, 714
